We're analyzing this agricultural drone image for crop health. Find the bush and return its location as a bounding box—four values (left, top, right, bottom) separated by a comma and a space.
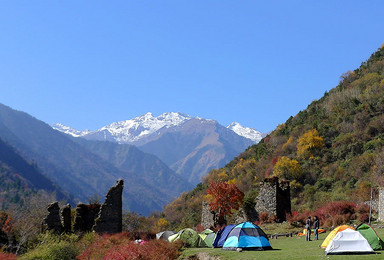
77, 232, 182, 260
0, 252, 17, 260
104, 239, 181, 260
20, 232, 80, 260
20, 241, 79, 260
287, 211, 311, 227
315, 201, 359, 228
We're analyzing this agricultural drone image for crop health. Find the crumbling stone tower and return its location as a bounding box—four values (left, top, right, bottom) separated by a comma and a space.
93, 179, 124, 234
378, 188, 384, 222
255, 177, 291, 221
201, 201, 215, 229
42, 202, 63, 233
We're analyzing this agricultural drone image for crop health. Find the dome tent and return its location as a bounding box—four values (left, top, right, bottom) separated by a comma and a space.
222, 222, 272, 251
356, 223, 384, 250
325, 228, 374, 255
156, 230, 176, 241
198, 229, 215, 248
321, 225, 353, 248
168, 228, 200, 247
212, 224, 236, 248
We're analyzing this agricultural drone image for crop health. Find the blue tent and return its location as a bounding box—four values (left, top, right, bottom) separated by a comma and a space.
212, 224, 236, 247
212, 224, 235, 248
222, 222, 272, 251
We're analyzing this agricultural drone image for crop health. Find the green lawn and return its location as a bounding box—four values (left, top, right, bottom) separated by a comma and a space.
180, 228, 384, 259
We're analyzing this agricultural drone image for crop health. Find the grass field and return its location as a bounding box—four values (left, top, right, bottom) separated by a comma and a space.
180, 226, 384, 259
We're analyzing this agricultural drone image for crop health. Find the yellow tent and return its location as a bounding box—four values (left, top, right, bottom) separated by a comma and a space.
321, 225, 354, 248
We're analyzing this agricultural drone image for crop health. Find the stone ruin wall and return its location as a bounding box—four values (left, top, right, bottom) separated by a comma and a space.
42, 179, 124, 234
201, 201, 215, 229
255, 177, 278, 216
379, 188, 384, 222
256, 177, 291, 221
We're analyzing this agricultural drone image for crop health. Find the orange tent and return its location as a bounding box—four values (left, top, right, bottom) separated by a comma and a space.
297, 228, 326, 236
321, 225, 354, 248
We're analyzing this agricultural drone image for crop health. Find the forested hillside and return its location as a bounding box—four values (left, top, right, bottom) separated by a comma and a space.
0, 138, 70, 209
162, 45, 384, 229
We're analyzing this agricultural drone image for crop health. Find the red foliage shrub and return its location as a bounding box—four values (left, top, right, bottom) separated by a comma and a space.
77, 232, 181, 260
258, 212, 269, 223
195, 223, 204, 233
287, 211, 311, 227
358, 213, 370, 223
314, 201, 361, 228
0, 252, 17, 260
356, 203, 370, 214
104, 239, 180, 260
258, 213, 278, 224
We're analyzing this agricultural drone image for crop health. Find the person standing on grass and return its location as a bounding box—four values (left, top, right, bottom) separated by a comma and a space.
313, 216, 320, 240
305, 216, 312, 241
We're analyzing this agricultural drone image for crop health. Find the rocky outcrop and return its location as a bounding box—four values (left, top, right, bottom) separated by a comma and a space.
42, 179, 124, 234
42, 202, 63, 233
93, 179, 124, 234
61, 204, 72, 233
73, 203, 101, 232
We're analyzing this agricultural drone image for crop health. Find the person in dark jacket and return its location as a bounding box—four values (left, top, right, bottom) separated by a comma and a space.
313, 216, 320, 240
305, 216, 312, 241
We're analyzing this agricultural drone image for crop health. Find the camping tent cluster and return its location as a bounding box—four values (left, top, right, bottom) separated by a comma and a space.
321, 224, 383, 255
157, 222, 383, 255
156, 222, 272, 251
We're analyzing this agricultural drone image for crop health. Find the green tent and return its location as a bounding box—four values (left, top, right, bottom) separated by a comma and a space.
198, 229, 215, 248
168, 228, 200, 247
356, 223, 384, 250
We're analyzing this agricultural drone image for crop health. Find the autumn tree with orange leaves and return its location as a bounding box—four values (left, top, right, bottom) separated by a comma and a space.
206, 182, 244, 226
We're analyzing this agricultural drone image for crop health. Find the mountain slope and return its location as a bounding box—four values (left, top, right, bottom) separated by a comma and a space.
0, 104, 190, 215
0, 137, 71, 209
161, 45, 384, 228
53, 113, 260, 184
138, 118, 254, 184
72, 138, 191, 198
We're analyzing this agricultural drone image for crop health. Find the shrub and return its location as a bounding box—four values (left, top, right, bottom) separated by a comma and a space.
77, 232, 182, 260
287, 211, 311, 227
0, 252, 17, 260
315, 201, 357, 228
258, 212, 269, 223
104, 239, 181, 260
19, 233, 80, 260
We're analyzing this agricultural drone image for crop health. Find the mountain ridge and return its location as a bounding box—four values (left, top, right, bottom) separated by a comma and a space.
53, 113, 263, 184
52, 112, 264, 144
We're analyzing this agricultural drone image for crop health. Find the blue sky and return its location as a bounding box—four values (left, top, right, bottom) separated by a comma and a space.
0, 1, 383, 133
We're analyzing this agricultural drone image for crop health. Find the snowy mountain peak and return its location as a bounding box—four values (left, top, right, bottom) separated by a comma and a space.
227, 122, 263, 143
52, 123, 91, 137
53, 113, 265, 144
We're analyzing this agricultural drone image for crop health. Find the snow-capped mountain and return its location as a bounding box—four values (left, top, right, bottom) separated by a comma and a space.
52, 113, 265, 185
99, 112, 192, 143
227, 122, 264, 143
52, 112, 263, 144
52, 123, 91, 137
53, 112, 193, 143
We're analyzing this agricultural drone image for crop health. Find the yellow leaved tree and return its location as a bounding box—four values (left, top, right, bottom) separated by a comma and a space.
273, 156, 303, 180
297, 129, 325, 159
